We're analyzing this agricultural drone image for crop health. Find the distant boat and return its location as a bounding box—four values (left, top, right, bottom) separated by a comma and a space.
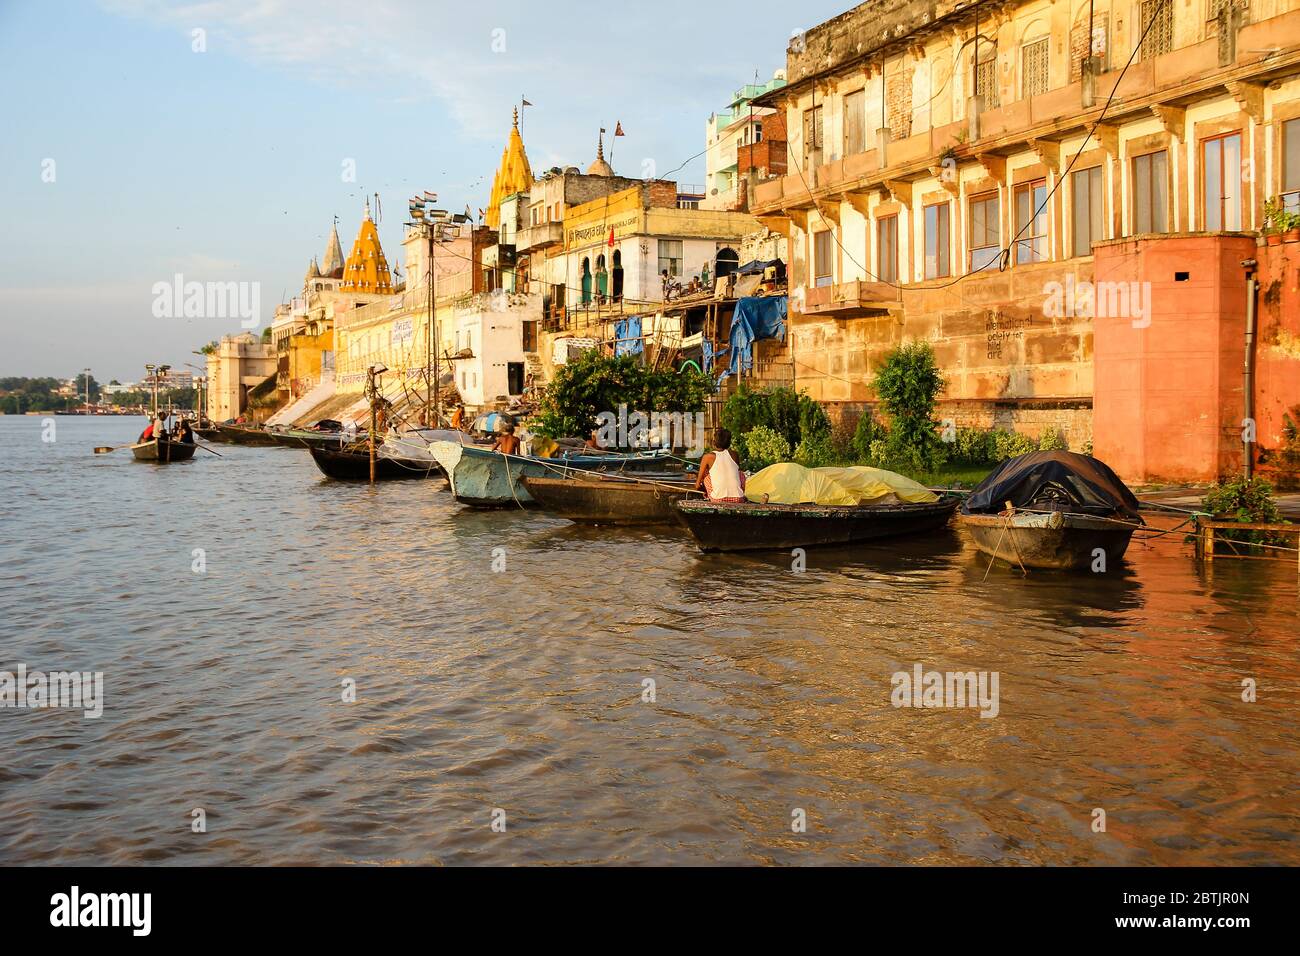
308, 445, 442, 481
522, 474, 700, 525
429, 441, 679, 508
958, 450, 1143, 571
676, 497, 959, 552
130, 438, 198, 463
212, 423, 280, 446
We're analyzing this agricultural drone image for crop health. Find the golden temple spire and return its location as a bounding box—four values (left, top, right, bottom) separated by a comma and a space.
340, 203, 393, 295
486, 109, 534, 229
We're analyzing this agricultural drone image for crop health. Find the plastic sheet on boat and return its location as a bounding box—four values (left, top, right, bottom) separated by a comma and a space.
960, 450, 1143, 520
745, 463, 939, 506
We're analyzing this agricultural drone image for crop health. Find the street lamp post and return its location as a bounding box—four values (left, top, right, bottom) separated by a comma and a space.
406, 193, 466, 428
83, 367, 91, 415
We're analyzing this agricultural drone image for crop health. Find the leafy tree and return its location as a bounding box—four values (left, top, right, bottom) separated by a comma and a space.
531, 349, 713, 440
872, 342, 946, 471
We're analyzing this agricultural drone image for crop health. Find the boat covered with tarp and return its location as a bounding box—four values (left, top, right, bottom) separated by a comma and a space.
676, 462, 959, 552
958, 450, 1143, 570
429, 440, 680, 508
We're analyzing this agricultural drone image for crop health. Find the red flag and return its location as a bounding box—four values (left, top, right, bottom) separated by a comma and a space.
608, 227, 615, 247
614, 121, 624, 136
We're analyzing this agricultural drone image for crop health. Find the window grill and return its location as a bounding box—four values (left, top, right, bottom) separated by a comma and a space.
1022, 38, 1049, 98
1141, 0, 1174, 59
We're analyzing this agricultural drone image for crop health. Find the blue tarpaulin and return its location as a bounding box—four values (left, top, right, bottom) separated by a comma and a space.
614, 315, 643, 356
725, 295, 787, 380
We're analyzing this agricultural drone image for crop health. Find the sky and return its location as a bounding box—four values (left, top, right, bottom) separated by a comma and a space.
0, 0, 851, 382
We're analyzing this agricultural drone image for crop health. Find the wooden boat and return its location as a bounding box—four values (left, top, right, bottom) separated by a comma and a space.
429, 441, 680, 508
267, 427, 346, 450
959, 510, 1140, 571
958, 450, 1144, 571
308, 445, 442, 481
213, 423, 280, 446
130, 438, 198, 463
675, 496, 960, 552
521, 474, 700, 525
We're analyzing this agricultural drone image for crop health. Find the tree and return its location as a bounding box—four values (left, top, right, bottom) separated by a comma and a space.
872, 341, 946, 471
532, 349, 713, 440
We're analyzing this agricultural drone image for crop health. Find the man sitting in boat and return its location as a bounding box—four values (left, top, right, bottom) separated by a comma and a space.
694, 428, 746, 502
491, 422, 520, 457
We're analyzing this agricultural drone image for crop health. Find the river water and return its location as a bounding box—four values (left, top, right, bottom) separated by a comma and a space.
1, 416, 1296, 865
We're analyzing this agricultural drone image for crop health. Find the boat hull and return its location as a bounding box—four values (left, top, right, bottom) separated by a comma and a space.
130, 439, 198, 463
268, 429, 346, 450
676, 497, 960, 552
308, 446, 442, 481
959, 511, 1140, 570
521, 475, 699, 524
213, 424, 280, 446
430, 441, 680, 508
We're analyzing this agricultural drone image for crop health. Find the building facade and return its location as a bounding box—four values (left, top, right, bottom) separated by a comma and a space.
703, 71, 789, 211
205, 332, 277, 422
749, 0, 1300, 481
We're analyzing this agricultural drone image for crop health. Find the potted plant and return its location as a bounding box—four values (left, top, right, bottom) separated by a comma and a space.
1263, 197, 1285, 245
1284, 209, 1300, 243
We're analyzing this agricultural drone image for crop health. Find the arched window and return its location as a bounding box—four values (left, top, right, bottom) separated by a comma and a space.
581, 257, 592, 305
595, 254, 608, 300
612, 249, 624, 301
715, 247, 739, 280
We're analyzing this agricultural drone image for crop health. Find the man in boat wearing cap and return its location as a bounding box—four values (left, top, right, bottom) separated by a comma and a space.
695, 428, 746, 502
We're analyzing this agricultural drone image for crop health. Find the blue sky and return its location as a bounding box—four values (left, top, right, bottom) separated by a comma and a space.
0, 0, 849, 382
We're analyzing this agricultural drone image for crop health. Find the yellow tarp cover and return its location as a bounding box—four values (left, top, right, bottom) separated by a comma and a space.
745, 463, 939, 506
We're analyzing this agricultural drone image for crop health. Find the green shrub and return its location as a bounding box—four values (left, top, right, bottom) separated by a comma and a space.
794, 432, 838, 468
872, 342, 946, 471
1038, 428, 1069, 451
737, 425, 791, 471
993, 429, 1037, 461
850, 409, 888, 462
950, 427, 996, 465
1201, 476, 1289, 548
721, 384, 830, 452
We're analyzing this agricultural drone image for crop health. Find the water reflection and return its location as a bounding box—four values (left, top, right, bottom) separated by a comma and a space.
0, 418, 1296, 865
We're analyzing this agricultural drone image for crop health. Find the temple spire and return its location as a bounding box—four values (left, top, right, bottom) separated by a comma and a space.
322, 218, 345, 278
486, 109, 534, 229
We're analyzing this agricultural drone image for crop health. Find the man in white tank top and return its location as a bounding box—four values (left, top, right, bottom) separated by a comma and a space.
694, 428, 747, 502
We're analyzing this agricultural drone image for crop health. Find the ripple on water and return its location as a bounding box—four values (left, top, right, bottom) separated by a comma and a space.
0, 417, 1297, 864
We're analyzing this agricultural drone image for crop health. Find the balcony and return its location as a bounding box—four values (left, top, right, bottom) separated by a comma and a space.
800, 280, 901, 318
516, 221, 563, 252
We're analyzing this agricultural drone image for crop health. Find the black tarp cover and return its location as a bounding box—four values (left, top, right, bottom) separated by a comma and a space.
961, 450, 1143, 521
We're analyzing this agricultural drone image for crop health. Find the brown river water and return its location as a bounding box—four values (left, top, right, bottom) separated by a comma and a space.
1, 416, 1297, 865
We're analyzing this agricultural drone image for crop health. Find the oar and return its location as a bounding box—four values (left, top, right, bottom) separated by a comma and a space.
93, 445, 125, 454
193, 441, 223, 457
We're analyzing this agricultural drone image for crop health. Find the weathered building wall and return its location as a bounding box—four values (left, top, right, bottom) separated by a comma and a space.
789, 257, 1095, 442
1093, 235, 1257, 483
1248, 240, 1300, 484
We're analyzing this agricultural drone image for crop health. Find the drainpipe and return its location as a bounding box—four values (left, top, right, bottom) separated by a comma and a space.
1242, 257, 1258, 479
